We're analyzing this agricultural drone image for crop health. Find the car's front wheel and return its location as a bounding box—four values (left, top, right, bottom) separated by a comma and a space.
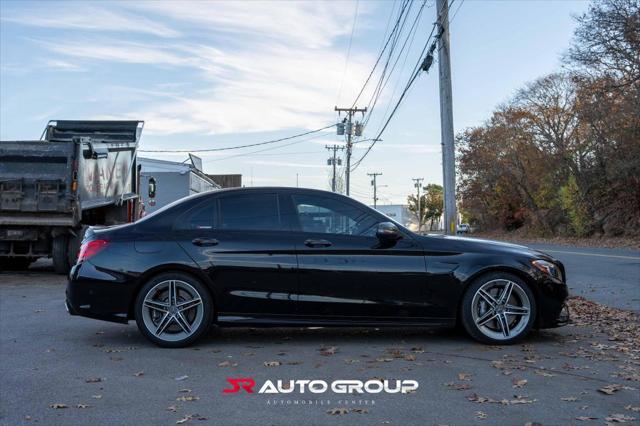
461, 272, 536, 344
135, 273, 213, 348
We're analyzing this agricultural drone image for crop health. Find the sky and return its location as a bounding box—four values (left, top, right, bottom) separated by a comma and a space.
0, 0, 590, 205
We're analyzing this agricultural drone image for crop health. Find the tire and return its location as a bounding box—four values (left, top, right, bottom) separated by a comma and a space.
460, 272, 536, 345
135, 272, 213, 348
52, 234, 70, 275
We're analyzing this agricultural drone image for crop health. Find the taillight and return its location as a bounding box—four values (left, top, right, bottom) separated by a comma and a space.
77, 239, 108, 262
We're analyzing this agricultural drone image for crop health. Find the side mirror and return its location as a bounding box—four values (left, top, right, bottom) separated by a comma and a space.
376, 222, 401, 243
148, 177, 156, 199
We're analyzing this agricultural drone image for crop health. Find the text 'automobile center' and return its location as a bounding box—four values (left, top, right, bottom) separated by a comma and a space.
66, 187, 569, 348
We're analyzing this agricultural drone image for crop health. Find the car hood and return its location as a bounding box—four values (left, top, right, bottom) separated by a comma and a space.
416, 234, 555, 261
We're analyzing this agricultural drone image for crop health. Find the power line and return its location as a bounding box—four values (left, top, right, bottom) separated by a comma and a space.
450, 0, 465, 23
336, 0, 360, 104
203, 132, 329, 164
361, 0, 428, 130
351, 0, 451, 171
138, 124, 336, 153
350, 0, 412, 109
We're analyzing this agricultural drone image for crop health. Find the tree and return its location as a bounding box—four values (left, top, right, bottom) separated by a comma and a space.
407, 184, 444, 231
456, 0, 640, 237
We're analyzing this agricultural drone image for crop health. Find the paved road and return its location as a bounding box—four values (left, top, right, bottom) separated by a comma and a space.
514, 243, 640, 312
1, 272, 638, 426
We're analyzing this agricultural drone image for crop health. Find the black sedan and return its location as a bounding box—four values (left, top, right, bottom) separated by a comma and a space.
66, 187, 569, 347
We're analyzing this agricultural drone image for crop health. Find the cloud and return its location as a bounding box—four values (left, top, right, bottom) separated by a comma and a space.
42, 59, 86, 72
1, 4, 180, 38
14, 1, 378, 137
126, 1, 358, 48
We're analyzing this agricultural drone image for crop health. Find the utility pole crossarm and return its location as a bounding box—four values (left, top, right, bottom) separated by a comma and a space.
334, 105, 367, 197
325, 144, 345, 193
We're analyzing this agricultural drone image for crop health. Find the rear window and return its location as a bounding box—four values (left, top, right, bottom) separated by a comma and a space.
219, 193, 282, 231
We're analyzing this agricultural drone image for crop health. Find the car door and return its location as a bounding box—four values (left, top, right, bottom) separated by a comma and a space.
174, 191, 298, 318
287, 192, 430, 320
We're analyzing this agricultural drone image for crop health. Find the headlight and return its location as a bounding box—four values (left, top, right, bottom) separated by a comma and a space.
532, 259, 561, 281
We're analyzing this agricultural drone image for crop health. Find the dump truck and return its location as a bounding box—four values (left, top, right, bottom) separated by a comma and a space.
0, 120, 144, 273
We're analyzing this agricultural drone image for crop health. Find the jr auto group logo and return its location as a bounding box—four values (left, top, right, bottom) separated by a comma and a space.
223, 378, 418, 407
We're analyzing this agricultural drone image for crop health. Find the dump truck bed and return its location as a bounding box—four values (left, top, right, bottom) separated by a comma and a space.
0, 120, 143, 226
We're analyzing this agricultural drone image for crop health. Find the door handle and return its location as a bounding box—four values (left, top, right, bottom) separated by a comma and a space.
304, 239, 332, 248
192, 237, 219, 247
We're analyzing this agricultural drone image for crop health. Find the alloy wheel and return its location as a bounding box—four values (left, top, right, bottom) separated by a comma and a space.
470, 279, 531, 341
141, 280, 205, 342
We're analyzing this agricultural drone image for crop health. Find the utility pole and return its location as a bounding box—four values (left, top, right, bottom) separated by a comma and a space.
412, 178, 424, 232
335, 106, 366, 196
368, 172, 382, 208
436, 0, 457, 235
325, 145, 345, 192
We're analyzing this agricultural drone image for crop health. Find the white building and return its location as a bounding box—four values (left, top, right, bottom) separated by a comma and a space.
372, 204, 418, 230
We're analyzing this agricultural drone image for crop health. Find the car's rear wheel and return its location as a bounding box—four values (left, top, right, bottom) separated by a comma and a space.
461, 272, 536, 344
134, 273, 213, 348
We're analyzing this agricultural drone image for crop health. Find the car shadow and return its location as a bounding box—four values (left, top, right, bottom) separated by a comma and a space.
86, 323, 565, 350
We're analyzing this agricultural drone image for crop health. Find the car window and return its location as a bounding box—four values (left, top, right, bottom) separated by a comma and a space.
292, 194, 377, 236
219, 193, 282, 231
175, 201, 217, 230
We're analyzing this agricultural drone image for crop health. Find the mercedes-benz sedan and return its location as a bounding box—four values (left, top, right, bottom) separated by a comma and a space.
66, 187, 569, 347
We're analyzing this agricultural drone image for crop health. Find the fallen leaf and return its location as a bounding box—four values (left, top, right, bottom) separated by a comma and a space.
176, 416, 190, 425
218, 361, 238, 367
133, 371, 144, 377
598, 384, 622, 395
625, 405, 640, 412
327, 407, 349, 415
475, 411, 487, 419
91, 395, 102, 399
512, 379, 528, 388
76, 404, 90, 409
49, 403, 67, 409
605, 413, 635, 423
403, 354, 416, 361
535, 370, 555, 377
524, 423, 542, 426
575, 416, 598, 421
376, 357, 393, 362
24, 416, 32, 421
458, 372, 472, 381
175, 375, 189, 381
264, 361, 281, 367
166, 405, 178, 412
178, 389, 192, 393
176, 395, 199, 402
85, 377, 102, 383
351, 408, 368, 414
319, 346, 338, 356
561, 396, 578, 402
444, 382, 472, 391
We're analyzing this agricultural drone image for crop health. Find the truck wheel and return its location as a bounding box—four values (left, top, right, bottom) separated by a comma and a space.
68, 226, 88, 267
52, 235, 70, 274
